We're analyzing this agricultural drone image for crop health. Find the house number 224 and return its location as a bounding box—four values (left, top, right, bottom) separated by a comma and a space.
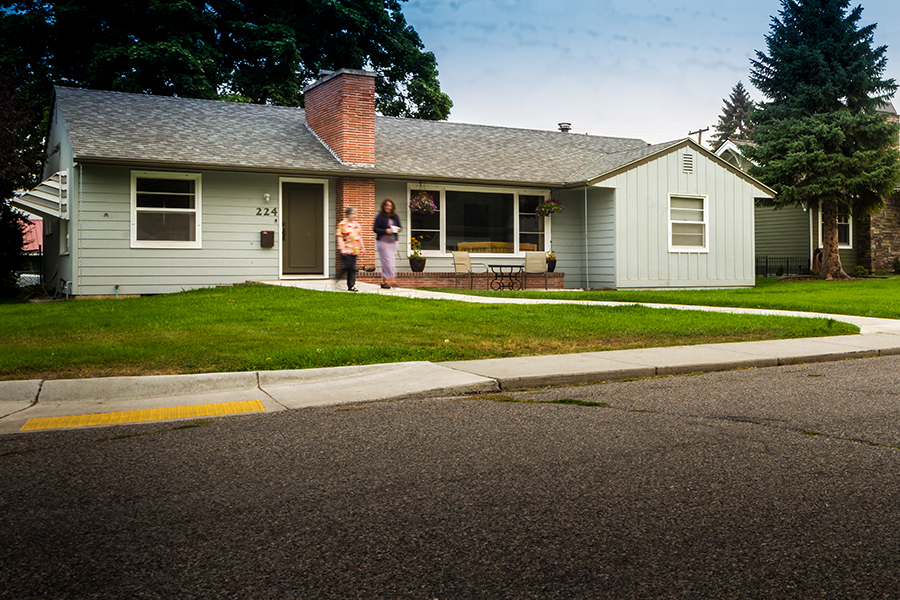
256, 207, 277, 216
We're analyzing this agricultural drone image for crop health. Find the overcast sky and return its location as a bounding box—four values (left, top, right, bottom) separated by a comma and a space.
401, 0, 900, 145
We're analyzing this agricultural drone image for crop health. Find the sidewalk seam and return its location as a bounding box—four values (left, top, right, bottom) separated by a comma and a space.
255, 371, 290, 410
0, 380, 42, 420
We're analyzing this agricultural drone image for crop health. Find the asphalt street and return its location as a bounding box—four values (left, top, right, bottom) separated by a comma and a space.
2, 355, 900, 599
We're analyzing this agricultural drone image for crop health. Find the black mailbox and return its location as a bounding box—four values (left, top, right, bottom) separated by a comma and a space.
260, 230, 274, 248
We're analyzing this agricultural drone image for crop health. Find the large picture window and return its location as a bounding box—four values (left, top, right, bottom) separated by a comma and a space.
669, 194, 708, 252
131, 171, 201, 248
408, 186, 550, 255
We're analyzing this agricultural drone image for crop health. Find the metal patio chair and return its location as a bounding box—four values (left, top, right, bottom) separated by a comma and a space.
451, 251, 487, 289
523, 252, 548, 290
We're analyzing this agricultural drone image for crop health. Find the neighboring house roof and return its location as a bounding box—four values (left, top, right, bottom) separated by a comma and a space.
52, 86, 772, 193
23, 218, 43, 253
714, 139, 757, 173
876, 102, 898, 117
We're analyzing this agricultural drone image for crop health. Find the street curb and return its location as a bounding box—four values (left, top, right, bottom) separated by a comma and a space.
442, 334, 900, 390
0, 363, 500, 418
37, 371, 260, 403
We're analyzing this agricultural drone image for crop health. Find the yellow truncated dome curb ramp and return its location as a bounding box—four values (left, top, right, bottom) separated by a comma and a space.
20, 400, 266, 431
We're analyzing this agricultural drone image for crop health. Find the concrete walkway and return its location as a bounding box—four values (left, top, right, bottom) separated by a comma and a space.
3, 279, 900, 434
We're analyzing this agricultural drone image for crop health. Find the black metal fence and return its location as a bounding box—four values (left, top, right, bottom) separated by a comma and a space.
756, 255, 811, 277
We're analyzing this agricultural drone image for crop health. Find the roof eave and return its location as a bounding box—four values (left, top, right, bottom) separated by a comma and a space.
72, 156, 575, 189
586, 138, 777, 197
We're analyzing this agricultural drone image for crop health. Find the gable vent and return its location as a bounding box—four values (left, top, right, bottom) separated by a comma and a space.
682, 152, 695, 174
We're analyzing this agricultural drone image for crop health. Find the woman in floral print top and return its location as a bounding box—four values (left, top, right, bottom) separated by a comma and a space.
335, 207, 366, 291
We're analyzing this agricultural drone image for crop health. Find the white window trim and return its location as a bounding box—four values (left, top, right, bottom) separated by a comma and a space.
406, 183, 551, 257
817, 207, 853, 250
668, 193, 709, 253
131, 170, 202, 249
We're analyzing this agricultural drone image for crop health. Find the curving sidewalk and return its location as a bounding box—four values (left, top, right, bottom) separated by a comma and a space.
2, 280, 899, 434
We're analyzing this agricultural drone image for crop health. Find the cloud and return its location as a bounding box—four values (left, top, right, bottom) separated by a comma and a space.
402, 0, 900, 143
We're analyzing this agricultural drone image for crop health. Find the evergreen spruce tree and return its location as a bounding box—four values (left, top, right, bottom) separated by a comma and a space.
745, 0, 900, 279
710, 81, 754, 151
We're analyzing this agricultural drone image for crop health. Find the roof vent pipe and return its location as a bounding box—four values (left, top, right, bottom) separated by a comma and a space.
558, 122, 572, 133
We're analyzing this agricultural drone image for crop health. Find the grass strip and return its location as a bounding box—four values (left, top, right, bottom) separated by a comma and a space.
437, 276, 900, 319
0, 283, 859, 381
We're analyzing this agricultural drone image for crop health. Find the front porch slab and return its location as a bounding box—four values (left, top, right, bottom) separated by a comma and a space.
356, 270, 565, 290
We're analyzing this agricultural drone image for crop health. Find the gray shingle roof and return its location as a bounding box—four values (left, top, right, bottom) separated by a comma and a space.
55, 86, 672, 187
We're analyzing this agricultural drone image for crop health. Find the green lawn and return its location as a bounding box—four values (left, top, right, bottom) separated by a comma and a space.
0, 282, 858, 380
448, 276, 900, 319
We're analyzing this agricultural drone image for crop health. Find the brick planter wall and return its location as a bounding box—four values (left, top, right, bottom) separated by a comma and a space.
357, 270, 565, 290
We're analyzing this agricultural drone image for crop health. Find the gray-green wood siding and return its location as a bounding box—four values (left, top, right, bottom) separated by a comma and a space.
73, 166, 287, 295
755, 204, 809, 258
584, 187, 615, 289
597, 146, 763, 288
543, 187, 595, 289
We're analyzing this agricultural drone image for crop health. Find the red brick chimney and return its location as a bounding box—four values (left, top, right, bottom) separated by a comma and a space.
303, 69, 376, 165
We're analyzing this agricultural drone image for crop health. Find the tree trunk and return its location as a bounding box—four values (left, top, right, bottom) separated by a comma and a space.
820, 200, 849, 280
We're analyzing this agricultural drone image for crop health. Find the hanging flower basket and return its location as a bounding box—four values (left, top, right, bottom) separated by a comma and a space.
410, 191, 438, 214
535, 198, 564, 217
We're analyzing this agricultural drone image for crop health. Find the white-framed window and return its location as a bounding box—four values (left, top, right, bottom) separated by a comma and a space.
131, 171, 202, 248
837, 213, 852, 247
668, 194, 708, 253
407, 185, 550, 255
817, 208, 853, 249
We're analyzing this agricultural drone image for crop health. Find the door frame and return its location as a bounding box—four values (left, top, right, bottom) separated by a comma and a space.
279, 177, 330, 278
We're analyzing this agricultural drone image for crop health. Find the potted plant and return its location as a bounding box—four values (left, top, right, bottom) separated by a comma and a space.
535, 197, 564, 217
408, 235, 426, 272
410, 191, 438, 214
546, 245, 557, 273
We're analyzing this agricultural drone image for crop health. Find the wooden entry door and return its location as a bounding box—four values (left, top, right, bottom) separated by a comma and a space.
282, 182, 325, 275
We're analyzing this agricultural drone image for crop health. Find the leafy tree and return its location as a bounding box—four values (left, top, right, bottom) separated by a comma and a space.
0, 0, 452, 116
0, 0, 452, 274
214, 0, 452, 117
709, 81, 754, 151
745, 0, 900, 280
0, 74, 41, 295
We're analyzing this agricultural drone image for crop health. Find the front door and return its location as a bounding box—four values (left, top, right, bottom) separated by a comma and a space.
282, 182, 325, 275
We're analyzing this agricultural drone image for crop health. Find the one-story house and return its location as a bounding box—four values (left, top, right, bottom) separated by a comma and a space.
13, 68, 775, 296
716, 103, 900, 276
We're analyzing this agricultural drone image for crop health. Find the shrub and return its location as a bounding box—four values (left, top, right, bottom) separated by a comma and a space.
0, 204, 26, 296
893, 256, 900, 274
853, 265, 869, 278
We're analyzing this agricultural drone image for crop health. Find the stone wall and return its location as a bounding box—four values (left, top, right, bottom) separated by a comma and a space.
859, 192, 900, 273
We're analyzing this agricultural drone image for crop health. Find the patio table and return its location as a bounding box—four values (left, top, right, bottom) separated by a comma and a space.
488, 264, 524, 291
